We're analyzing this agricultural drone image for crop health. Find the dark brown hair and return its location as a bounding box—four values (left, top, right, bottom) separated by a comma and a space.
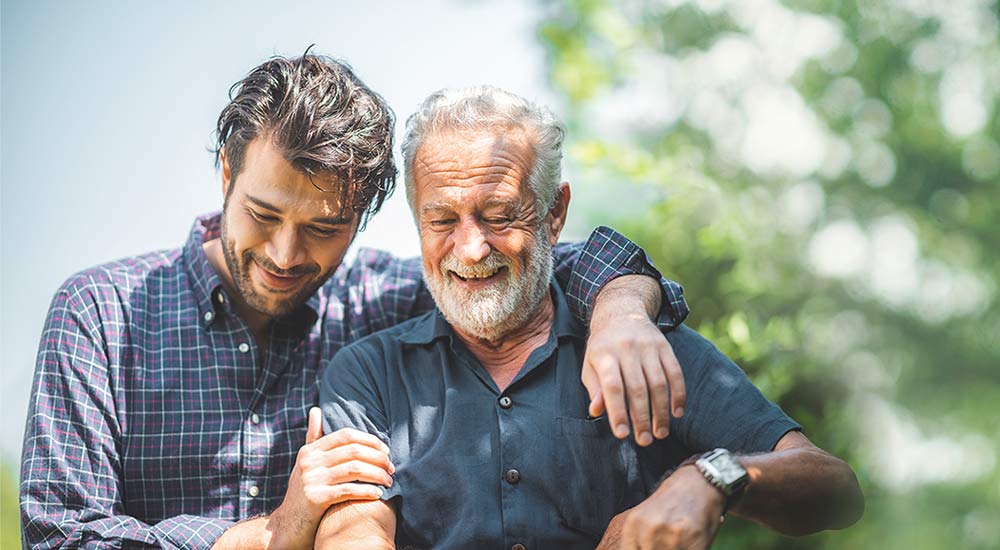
214, 50, 396, 228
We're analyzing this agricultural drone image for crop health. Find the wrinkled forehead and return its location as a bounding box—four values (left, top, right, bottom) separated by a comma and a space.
413, 128, 537, 192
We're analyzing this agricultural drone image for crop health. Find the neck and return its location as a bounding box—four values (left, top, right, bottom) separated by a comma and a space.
453, 294, 555, 390
203, 238, 271, 345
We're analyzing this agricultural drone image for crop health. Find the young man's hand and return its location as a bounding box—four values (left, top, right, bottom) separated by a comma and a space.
584, 275, 686, 446
212, 408, 393, 550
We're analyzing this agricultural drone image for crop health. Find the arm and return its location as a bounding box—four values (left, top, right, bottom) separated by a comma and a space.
554, 226, 690, 446
210, 410, 393, 550
20, 282, 233, 549
314, 500, 396, 550
599, 431, 864, 549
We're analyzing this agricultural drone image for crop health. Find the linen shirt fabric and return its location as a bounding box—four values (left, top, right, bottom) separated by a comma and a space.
20, 212, 688, 550
320, 283, 801, 550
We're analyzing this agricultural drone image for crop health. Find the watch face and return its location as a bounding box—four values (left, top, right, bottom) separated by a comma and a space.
707, 451, 748, 485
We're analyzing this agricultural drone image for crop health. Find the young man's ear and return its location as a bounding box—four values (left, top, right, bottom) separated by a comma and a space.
220, 146, 233, 198
545, 182, 571, 245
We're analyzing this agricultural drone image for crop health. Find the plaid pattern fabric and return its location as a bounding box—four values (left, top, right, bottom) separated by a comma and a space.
20, 212, 688, 550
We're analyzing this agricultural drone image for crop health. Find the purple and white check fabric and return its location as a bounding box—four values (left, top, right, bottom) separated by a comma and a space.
20, 212, 688, 549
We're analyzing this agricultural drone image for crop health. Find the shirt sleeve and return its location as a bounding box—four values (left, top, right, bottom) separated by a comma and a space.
19, 279, 232, 550
318, 343, 399, 501
554, 226, 690, 331
666, 326, 801, 454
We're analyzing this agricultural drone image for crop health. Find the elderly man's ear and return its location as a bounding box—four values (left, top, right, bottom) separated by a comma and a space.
545, 182, 572, 246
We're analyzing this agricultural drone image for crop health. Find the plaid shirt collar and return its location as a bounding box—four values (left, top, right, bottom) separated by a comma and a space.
182, 211, 320, 337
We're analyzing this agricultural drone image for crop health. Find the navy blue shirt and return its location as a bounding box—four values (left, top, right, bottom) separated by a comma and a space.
320, 283, 800, 550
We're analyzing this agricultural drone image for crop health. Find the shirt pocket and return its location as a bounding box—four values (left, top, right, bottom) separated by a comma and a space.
554, 416, 636, 540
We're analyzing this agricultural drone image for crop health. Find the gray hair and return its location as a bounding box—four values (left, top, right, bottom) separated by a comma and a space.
401, 86, 565, 218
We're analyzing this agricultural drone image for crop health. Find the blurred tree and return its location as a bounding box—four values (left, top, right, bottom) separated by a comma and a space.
537, 0, 1000, 548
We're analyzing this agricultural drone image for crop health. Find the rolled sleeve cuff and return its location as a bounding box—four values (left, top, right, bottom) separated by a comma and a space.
149, 515, 233, 549
567, 226, 690, 331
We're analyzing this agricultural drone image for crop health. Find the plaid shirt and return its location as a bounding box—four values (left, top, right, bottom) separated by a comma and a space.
20, 212, 688, 550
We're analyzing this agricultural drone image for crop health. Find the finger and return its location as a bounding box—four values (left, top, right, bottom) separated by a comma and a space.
660, 345, 686, 418
328, 459, 395, 487
315, 427, 390, 454
322, 482, 385, 507
588, 391, 606, 419
596, 357, 630, 439
306, 407, 323, 444
641, 349, 671, 440
321, 442, 395, 475
620, 354, 653, 447
581, 354, 601, 412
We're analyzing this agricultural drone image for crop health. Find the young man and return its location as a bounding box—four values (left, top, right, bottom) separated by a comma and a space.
20, 54, 689, 549
316, 86, 864, 550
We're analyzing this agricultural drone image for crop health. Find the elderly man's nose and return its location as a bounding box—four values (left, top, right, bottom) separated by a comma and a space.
453, 222, 490, 265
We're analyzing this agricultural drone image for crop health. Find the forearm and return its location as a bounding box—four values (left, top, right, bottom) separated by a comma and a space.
211, 516, 283, 550
733, 436, 865, 535
592, 274, 662, 324
314, 500, 396, 550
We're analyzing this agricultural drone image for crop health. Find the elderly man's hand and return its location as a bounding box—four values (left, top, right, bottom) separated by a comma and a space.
584, 275, 685, 446
597, 466, 725, 550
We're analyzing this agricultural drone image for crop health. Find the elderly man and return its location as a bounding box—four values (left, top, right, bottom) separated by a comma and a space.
315, 86, 865, 549
20, 54, 690, 550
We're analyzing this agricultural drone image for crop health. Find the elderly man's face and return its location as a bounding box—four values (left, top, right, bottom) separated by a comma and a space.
412, 129, 566, 340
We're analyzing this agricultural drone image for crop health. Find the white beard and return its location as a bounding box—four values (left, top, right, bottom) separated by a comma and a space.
423, 228, 553, 341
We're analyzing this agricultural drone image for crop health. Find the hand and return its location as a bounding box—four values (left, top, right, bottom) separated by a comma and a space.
598, 466, 725, 550
582, 310, 685, 446
268, 408, 394, 549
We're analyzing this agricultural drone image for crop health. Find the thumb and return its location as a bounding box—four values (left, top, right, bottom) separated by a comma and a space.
306, 406, 323, 444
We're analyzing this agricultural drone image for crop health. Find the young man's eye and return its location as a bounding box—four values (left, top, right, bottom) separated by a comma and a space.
309, 226, 341, 237
249, 209, 278, 223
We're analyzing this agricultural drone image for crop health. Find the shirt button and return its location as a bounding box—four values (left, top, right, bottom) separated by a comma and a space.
216, 292, 226, 304
203, 311, 214, 323
248, 485, 259, 497
238, 342, 250, 353
512, 544, 526, 550
498, 396, 513, 409
504, 468, 521, 484
250, 413, 260, 425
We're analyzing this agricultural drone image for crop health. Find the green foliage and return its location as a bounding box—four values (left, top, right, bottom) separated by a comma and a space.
539, 0, 1000, 548
1, 460, 19, 549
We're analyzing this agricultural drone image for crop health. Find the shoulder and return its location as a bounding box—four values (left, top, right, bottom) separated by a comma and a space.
340, 248, 420, 276
53, 248, 183, 310
663, 324, 718, 365
334, 312, 434, 364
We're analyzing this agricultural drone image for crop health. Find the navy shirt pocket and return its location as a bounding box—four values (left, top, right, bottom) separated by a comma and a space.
554, 416, 636, 540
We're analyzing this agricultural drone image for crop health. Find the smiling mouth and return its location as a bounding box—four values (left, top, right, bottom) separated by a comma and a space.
254, 261, 306, 292
449, 266, 507, 286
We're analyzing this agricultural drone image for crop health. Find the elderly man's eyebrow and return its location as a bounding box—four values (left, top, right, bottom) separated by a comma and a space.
482, 197, 519, 210
421, 201, 457, 215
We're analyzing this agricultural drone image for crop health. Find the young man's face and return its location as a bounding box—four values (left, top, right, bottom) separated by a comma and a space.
219, 137, 358, 318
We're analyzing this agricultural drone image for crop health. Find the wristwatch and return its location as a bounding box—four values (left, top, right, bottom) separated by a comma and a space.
685, 448, 750, 511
